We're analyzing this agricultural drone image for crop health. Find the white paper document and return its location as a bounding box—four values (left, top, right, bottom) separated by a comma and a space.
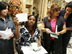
49, 25, 58, 38
15, 13, 28, 22
50, 32, 58, 38
30, 42, 41, 51
0, 28, 13, 39
21, 46, 48, 54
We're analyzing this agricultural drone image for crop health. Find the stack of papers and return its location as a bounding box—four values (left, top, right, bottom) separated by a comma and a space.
30, 42, 41, 51
0, 28, 13, 39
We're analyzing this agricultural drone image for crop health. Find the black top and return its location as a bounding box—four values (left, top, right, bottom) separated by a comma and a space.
59, 10, 72, 27
42, 16, 65, 53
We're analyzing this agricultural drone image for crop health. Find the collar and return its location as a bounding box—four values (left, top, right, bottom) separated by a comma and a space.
0, 16, 10, 23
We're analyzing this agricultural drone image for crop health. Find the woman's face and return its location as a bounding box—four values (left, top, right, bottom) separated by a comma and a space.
1, 6, 8, 16
53, 9, 60, 17
65, 7, 72, 15
28, 16, 36, 27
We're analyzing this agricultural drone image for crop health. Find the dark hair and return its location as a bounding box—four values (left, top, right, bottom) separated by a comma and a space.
65, 1, 72, 9
0, 1, 9, 19
33, 7, 36, 9
0, 1, 8, 12
25, 15, 37, 32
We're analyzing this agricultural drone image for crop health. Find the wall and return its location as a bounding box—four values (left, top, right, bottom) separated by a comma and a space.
33, 0, 40, 10
0, 0, 2, 1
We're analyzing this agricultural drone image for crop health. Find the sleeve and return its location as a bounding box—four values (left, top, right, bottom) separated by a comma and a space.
19, 26, 25, 37
42, 17, 45, 24
37, 28, 42, 38
42, 19, 44, 23
10, 18, 16, 34
42, 17, 48, 26
42, 17, 48, 23
16, 26, 25, 45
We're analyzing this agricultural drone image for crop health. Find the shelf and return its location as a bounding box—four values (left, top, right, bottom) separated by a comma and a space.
22, 0, 33, 15
26, 3, 32, 6
26, 0, 33, 4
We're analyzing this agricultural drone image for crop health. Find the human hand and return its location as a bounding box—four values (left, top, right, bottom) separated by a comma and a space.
45, 28, 51, 34
7, 34, 14, 40
38, 41, 41, 46
57, 32, 61, 36
13, 17, 19, 26
9, 34, 14, 38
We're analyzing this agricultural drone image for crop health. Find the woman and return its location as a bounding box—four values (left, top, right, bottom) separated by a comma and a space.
14, 15, 41, 54
41, 4, 66, 54
59, 1, 72, 54
0, 1, 17, 54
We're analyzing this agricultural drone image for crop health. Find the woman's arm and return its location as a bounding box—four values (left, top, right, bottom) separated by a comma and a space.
15, 25, 20, 39
41, 22, 46, 32
41, 22, 51, 34
66, 27, 72, 30
57, 24, 66, 35
13, 17, 20, 39
38, 37, 41, 46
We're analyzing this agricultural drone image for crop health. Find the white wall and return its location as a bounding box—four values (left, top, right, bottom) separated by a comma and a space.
65, 0, 72, 2
0, 0, 2, 1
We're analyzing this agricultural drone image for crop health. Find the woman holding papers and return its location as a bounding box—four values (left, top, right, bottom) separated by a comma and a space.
14, 15, 41, 54
41, 4, 66, 54
59, 1, 72, 54
0, 2, 16, 54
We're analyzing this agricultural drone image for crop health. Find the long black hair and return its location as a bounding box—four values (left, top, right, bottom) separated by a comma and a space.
0, 1, 8, 12
25, 15, 37, 32
0, 1, 9, 19
65, 1, 72, 9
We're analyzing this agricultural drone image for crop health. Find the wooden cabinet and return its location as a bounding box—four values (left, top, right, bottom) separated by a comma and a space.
22, 0, 33, 15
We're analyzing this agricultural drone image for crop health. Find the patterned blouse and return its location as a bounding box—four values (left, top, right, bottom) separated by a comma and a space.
16, 25, 41, 46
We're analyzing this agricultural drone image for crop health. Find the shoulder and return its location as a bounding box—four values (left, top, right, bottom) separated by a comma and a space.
60, 10, 65, 13
60, 10, 65, 16
20, 25, 29, 33
9, 17, 13, 20
42, 16, 48, 20
42, 16, 48, 21
58, 16, 64, 20
57, 16, 65, 22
